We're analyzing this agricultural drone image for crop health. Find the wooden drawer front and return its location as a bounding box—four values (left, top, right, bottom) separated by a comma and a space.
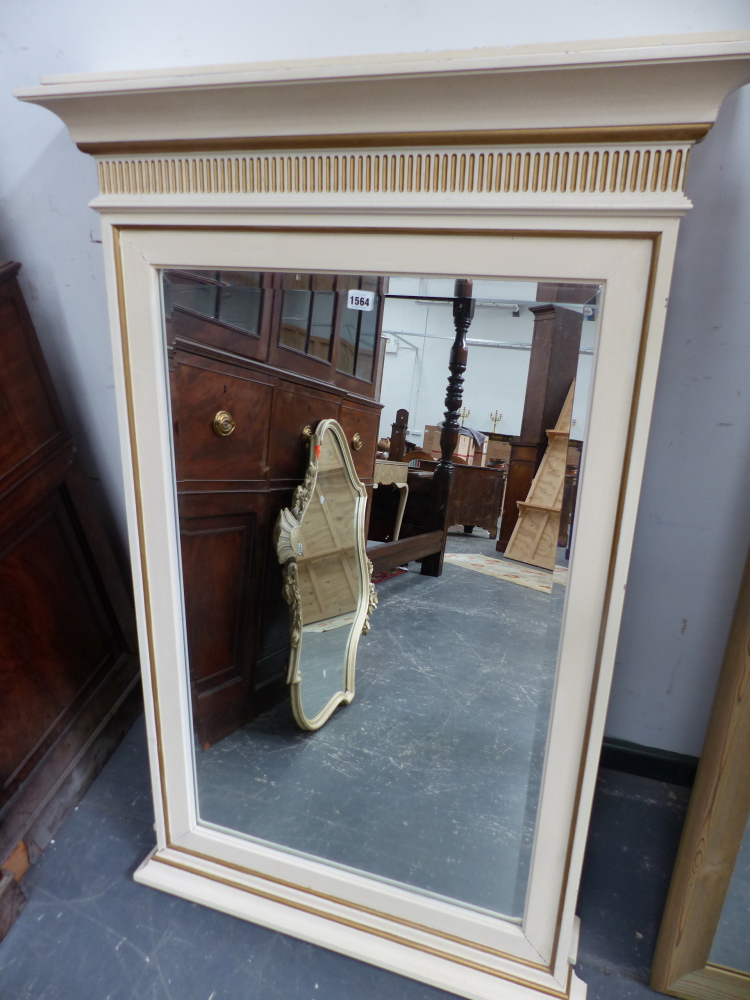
268, 384, 340, 483
172, 358, 273, 485
338, 404, 379, 481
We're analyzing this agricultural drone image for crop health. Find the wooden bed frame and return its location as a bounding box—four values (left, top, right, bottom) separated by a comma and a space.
366, 279, 477, 576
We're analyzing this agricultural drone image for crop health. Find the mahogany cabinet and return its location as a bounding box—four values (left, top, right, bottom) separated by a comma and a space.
0, 262, 140, 933
164, 272, 384, 747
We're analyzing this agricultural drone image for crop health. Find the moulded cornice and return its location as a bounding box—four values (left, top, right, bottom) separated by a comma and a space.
13, 33, 750, 151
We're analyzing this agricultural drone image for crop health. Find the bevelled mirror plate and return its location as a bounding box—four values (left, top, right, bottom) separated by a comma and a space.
161, 263, 601, 922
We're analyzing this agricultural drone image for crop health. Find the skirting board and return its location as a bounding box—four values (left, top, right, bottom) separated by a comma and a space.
134, 850, 586, 1000
600, 738, 698, 788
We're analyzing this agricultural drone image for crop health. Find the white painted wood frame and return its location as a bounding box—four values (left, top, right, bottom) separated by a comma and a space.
15, 32, 750, 1000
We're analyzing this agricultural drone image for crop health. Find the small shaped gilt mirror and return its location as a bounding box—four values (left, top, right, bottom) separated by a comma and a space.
274, 419, 375, 730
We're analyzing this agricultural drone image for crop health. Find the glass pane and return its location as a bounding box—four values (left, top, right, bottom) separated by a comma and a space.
709, 811, 750, 973
217, 280, 261, 334
355, 297, 378, 381
164, 270, 218, 319
164, 269, 264, 337
338, 309, 358, 375
162, 267, 601, 923
280, 288, 311, 353
308, 291, 335, 361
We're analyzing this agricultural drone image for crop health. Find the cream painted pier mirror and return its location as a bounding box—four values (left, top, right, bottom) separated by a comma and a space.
15, 34, 750, 1000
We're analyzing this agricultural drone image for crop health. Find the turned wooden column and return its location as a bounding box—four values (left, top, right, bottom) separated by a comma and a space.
496, 302, 585, 552
421, 278, 475, 577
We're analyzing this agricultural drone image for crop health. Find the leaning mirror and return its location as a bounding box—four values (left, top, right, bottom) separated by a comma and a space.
274, 419, 374, 729
651, 539, 750, 1000
20, 33, 750, 1000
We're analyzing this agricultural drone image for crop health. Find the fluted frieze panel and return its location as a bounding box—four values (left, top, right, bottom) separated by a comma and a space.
95, 143, 691, 201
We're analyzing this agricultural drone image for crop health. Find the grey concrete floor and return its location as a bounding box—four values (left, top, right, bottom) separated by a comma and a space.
0, 716, 691, 1000
195, 530, 563, 918
0, 535, 693, 1000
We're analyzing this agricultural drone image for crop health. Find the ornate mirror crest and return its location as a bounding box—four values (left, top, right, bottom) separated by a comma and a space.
274, 418, 375, 730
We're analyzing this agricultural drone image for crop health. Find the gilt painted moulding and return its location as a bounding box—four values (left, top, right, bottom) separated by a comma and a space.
91, 142, 694, 209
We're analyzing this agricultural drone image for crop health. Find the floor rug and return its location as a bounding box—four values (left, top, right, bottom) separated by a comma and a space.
444, 552, 568, 593
371, 568, 408, 585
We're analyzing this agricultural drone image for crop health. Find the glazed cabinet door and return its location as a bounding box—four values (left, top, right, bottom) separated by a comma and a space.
164, 270, 274, 362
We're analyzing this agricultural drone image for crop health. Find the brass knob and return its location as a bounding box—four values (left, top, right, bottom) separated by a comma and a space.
301, 425, 313, 441
351, 432, 363, 451
213, 410, 235, 437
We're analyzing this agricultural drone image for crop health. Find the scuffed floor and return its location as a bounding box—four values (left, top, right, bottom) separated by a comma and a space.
195, 531, 565, 918
0, 718, 692, 1000
0, 533, 696, 999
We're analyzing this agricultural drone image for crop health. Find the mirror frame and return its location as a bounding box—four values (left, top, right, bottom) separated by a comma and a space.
99, 223, 663, 1000
651, 540, 750, 1000
16, 33, 750, 1000
274, 418, 375, 730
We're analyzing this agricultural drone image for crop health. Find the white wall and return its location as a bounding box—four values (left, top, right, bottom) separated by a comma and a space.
378, 279, 593, 444
1, 1, 749, 754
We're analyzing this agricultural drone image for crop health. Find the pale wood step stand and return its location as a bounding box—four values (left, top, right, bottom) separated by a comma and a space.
504, 381, 575, 571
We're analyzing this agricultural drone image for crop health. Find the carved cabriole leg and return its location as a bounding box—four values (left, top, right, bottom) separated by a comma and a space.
421, 279, 475, 577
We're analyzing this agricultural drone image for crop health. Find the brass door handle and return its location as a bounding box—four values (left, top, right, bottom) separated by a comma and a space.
213, 410, 235, 437
351, 433, 363, 451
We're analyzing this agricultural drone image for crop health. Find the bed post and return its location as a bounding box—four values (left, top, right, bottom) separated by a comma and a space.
420, 278, 475, 577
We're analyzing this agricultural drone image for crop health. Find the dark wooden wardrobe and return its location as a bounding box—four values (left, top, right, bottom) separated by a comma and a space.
0, 263, 140, 935
164, 270, 385, 748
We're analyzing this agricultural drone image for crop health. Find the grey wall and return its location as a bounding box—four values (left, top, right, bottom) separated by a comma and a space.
606, 84, 750, 756
1, 1, 749, 756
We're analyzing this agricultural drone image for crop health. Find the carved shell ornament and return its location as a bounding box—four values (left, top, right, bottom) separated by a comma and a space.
274, 419, 373, 730
362, 558, 378, 635
291, 462, 317, 522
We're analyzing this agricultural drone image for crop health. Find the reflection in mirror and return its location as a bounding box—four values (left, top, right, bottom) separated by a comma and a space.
338, 275, 380, 380
274, 419, 373, 729
279, 273, 336, 360
709, 811, 750, 973
161, 267, 600, 921
164, 269, 262, 334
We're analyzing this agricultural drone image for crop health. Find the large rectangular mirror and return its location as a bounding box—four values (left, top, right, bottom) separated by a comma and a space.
112, 225, 657, 1000
161, 266, 599, 922
17, 33, 750, 1000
